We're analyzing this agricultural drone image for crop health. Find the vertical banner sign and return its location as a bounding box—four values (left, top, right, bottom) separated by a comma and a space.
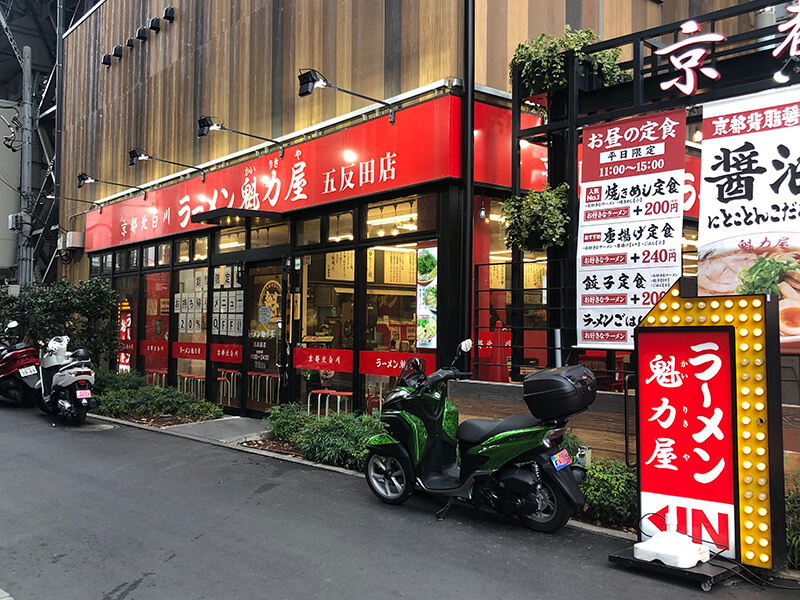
698, 87, 800, 354
637, 328, 736, 559
578, 110, 686, 349
416, 246, 438, 349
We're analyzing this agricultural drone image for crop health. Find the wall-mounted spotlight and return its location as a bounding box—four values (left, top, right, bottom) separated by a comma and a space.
298, 68, 395, 125
136, 27, 148, 41
112, 45, 123, 59
774, 55, 800, 84
149, 17, 161, 32
46, 193, 104, 212
126, 38, 135, 48
77, 172, 147, 199
163, 6, 176, 22
101, 53, 111, 67
128, 147, 206, 182
197, 115, 284, 158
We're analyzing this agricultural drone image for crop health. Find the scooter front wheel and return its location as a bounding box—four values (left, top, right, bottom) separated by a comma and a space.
519, 475, 572, 533
365, 451, 414, 505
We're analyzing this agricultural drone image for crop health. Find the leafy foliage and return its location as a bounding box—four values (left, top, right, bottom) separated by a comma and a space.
263, 402, 313, 445
3, 278, 120, 361
295, 412, 385, 471
503, 183, 569, 251
580, 458, 638, 527
93, 385, 222, 421
94, 370, 148, 395
559, 428, 586, 462
509, 25, 629, 95
786, 474, 800, 569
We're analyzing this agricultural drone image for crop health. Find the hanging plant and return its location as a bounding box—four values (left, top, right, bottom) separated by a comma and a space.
509, 26, 630, 96
503, 183, 570, 251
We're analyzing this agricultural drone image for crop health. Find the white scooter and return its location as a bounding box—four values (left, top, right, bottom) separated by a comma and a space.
36, 336, 98, 425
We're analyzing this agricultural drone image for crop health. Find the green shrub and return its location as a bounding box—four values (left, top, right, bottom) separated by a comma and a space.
580, 458, 638, 527
295, 412, 385, 471
94, 370, 148, 395
263, 402, 313, 444
786, 475, 800, 569
559, 428, 585, 463
93, 386, 222, 421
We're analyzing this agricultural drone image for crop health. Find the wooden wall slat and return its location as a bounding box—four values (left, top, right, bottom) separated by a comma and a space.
61, 0, 767, 206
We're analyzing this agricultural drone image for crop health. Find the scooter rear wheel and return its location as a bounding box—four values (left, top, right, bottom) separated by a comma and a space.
519, 475, 572, 533
365, 451, 413, 505
71, 405, 88, 426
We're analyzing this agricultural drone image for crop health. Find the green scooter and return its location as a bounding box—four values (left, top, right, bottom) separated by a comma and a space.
365, 340, 596, 532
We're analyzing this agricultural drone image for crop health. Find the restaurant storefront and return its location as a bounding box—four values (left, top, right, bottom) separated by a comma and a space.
86, 90, 545, 415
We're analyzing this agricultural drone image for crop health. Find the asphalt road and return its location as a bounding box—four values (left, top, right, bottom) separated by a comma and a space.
0, 406, 797, 600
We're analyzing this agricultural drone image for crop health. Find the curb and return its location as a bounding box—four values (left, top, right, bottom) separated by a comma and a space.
88, 413, 643, 540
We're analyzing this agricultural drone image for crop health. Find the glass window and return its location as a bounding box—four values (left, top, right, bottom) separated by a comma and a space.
90, 255, 102, 276
210, 264, 245, 409
129, 248, 139, 270
178, 239, 191, 263
365, 194, 436, 239
328, 211, 354, 243
296, 251, 355, 412
143, 271, 170, 386
297, 218, 321, 246
102, 253, 113, 274
158, 243, 171, 266
114, 275, 139, 372
246, 266, 283, 412
144, 246, 156, 268
174, 267, 208, 399
216, 227, 246, 254
193, 236, 208, 261
115, 251, 128, 272
252, 219, 290, 248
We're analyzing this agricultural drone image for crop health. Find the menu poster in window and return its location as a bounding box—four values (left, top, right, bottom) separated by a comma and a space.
416, 246, 438, 349
160, 298, 170, 315
325, 251, 355, 281
147, 298, 158, 316
367, 248, 375, 283
384, 250, 416, 285
214, 267, 222, 289
577, 109, 685, 350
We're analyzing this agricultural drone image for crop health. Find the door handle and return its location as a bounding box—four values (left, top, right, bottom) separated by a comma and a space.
275, 320, 285, 368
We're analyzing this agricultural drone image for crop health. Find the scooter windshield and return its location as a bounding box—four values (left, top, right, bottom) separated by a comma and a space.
396, 357, 427, 388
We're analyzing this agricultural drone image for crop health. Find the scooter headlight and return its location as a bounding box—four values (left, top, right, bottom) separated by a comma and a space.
384, 388, 410, 406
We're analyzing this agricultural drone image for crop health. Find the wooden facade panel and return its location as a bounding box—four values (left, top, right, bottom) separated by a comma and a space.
62, 0, 764, 205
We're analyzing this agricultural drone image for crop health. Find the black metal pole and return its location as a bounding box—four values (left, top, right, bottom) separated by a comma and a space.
462, 0, 475, 347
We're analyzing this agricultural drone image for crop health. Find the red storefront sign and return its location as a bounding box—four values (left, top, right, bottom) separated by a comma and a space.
85, 96, 547, 251
637, 328, 736, 557
210, 343, 242, 363
684, 153, 701, 219
140, 340, 168, 357
359, 351, 437, 376
293, 348, 353, 373
172, 342, 207, 360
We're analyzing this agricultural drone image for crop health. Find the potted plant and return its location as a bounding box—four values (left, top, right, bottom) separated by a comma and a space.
509, 26, 628, 99
503, 182, 570, 251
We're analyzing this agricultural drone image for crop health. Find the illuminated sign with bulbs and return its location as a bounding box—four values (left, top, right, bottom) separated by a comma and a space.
636, 278, 785, 570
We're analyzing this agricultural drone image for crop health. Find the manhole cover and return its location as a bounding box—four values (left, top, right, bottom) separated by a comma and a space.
64, 423, 117, 432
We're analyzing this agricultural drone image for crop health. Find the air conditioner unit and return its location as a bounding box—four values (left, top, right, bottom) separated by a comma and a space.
58, 231, 85, 251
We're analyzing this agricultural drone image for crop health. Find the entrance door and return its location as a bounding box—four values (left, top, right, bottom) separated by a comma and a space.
246, 263, 287, 412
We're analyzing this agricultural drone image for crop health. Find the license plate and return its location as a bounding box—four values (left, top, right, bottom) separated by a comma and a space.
19, 366, 37, 377
551, 449, 572, 471
76, 389, 92, 399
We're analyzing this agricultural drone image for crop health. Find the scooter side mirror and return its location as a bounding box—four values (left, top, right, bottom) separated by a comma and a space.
459, 339, 473, 354
5, 320, 18, 332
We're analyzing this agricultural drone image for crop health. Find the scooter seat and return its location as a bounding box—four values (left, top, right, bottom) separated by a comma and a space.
457, 414, 540, 445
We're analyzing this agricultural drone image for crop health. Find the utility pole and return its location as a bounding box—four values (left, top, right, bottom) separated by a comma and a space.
17, 45, 33, 285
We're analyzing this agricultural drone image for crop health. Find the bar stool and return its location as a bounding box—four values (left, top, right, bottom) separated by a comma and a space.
326, 390, 352, 415
219, 368, 239, 400
307, 389, 332, 416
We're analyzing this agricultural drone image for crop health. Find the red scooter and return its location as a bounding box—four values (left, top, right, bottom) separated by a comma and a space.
0, 320, 40, 406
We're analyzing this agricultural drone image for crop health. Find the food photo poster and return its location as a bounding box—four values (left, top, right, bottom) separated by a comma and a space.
416, 247, 437, 349
698, 87, 800, 352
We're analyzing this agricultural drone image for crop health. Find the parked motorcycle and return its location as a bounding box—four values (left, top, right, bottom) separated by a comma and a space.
0, 320, 41, 406
365, 340, 596, 533
36, 336, 98, 425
